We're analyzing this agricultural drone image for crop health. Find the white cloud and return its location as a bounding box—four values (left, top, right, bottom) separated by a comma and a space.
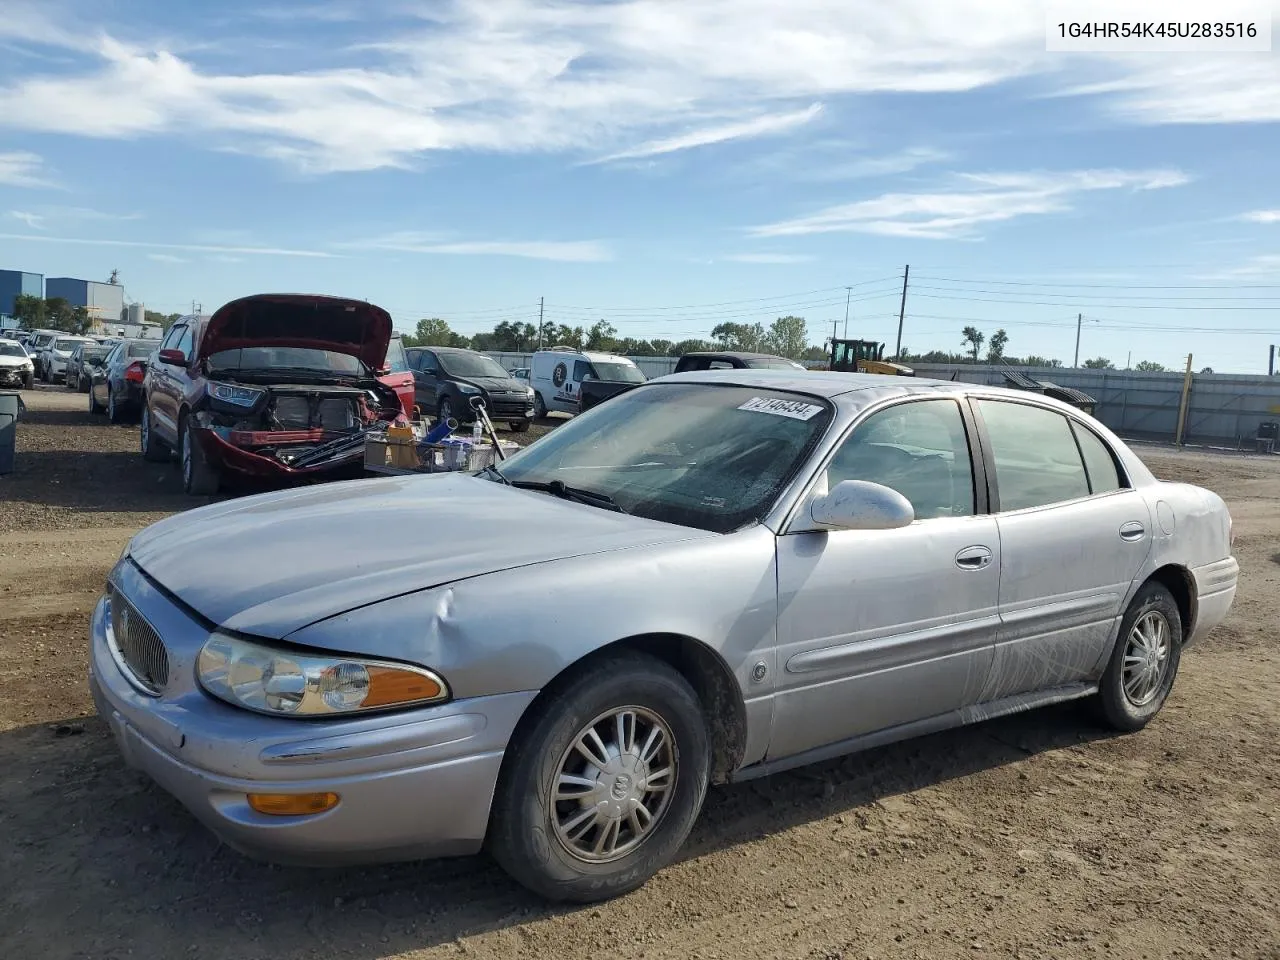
1239, 210, 1280, 223
721, 253, 814, 264
1061, 57, 1280, 125
345, 232, 612, 262
0, 233, 337, 257
750, 168, 1189, 239
9, 210, 45, 229
147, 253, 187, 263
1204, 254, 1280, 279
804, 146, 953, 181
592, 104, 823, 163
0, 151, 58, 188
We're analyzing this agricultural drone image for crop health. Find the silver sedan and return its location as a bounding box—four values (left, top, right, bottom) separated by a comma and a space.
90, 372, 1237, 902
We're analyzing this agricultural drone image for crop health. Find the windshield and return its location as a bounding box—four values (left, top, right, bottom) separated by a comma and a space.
747, 358, 804, 370
0, 343, 26, 358
84, 346, 111, 361
206, 347, 363, 377
590, 361, 646, 383
385, 338, 409, 373
125, 341, 154, 358
438, 351, 510, 379
495, 383, 832, 533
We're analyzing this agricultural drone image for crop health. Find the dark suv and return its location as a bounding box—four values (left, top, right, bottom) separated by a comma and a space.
141, 294, 404, 495
405, 346, 534, 432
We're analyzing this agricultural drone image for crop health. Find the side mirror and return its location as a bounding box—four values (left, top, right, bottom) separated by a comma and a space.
375, 366, 390, 376
809, 480, 914, 531
158, 348, 186, 366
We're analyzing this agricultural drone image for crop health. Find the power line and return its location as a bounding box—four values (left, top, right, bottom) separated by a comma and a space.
910, 282, 1280, 302
913, 274, 1280, 290
912, 291, 1280, 311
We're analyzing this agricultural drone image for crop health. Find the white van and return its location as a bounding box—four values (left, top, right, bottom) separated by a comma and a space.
530, 348, 644, 417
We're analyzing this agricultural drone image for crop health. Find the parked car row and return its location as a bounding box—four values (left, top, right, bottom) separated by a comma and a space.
87, 338, 158, 422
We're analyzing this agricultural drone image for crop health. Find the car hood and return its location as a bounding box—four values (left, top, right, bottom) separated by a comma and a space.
201, 294, 393, 370
127, 473, 710, 638
0, 355, 29, 367
458, 376, 530, 393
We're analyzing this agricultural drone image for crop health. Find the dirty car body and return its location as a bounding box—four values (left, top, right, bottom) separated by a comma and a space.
141, 295, 403, 493
92, 372, 1237, 901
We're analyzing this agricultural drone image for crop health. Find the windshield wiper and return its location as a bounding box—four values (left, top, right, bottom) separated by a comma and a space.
478, 464, 510, 485
509, 479, 624, 512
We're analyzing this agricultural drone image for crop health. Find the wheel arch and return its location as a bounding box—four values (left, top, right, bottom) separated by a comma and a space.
505, 633, 749, 786
1145, 564, 1196, 642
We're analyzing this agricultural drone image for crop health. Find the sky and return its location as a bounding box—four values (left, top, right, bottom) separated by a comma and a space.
1, 0, 1280, 372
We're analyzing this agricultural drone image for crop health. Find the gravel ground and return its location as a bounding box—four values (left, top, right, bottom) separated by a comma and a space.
1, 384, 1278, 960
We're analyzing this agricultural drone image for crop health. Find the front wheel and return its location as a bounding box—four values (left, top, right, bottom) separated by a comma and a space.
181, 416, 220, 496
437, 397, 455, 424
509, 419, 531, 433
107, 388, 125, 424
487, 652, 710, 903
1094, 581, 1182, 732
88, 384, 102, 415
533, 393, 547, 419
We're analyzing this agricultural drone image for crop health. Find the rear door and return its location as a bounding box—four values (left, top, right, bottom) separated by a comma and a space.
149, 324, 187, 439
971, 398, 1152, 701
770, 397, 999, 760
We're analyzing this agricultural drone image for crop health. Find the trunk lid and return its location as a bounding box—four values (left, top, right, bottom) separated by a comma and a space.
200, 294, 393, 371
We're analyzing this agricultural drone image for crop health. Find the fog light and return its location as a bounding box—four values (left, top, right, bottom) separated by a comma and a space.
247, 792, 340, 816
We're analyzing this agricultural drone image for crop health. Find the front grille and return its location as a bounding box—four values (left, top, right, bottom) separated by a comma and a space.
108, 587, 170, 695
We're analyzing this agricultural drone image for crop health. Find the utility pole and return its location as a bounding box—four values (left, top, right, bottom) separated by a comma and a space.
1074, 313, 1083, 368
894, 264, 909, 359
842, 286, 852, 339
831, 319, 839, 345
1175, 353, 1194, 446
1270, 344, 1277, 376
536, 296, 544, 350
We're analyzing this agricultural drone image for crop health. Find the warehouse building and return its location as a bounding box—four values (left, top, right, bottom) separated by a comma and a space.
46, 277, 126, 326
0, 269, 43, 329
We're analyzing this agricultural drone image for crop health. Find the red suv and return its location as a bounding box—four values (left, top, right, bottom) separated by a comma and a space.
140, 294, 406, 495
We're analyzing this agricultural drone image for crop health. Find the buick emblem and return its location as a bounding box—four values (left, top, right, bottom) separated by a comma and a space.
611, 774, 632, 800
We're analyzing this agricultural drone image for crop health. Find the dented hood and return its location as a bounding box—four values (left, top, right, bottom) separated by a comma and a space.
201, 294, 393, 370
127, 474, 708, 637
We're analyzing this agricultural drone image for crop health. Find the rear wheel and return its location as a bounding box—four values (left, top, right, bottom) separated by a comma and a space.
88, 383, 102, 415
181, 415, 220, 496
107, 388, 125, 424
1094, 581, 1182, 731
140, 404, 169, 462
65, 371, 76, 391
487, 652, 710, 903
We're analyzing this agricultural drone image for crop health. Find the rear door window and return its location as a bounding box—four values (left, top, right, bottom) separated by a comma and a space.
977, 400, 1090, 511
1071, 422, 1124, 494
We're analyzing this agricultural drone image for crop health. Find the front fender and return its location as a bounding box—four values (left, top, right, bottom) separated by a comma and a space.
284, 525, 780, 704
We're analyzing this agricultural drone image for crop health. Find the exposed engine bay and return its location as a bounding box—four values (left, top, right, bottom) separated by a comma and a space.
193, 380, 403, 472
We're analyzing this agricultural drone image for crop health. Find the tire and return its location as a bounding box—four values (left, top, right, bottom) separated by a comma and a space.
140, 404, 169, 462
438, 397, 455, 424
533, 393, 547, 420
1094, 581, 1183, 732
181, 415, 220, 496
107, 388, 125, 424
23, 373, 33, 390
509, 419, 531, 433
66, 371, 77, 391
88, 384, 102, 415
487, 652, 711, 903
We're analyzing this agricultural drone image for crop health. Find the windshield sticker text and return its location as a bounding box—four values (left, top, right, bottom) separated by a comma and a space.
737, 397, 823, 421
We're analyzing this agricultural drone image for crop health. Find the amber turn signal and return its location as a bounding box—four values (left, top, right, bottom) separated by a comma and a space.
247, 792, 341, 816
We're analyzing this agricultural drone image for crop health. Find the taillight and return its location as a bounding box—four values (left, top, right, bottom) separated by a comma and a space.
125, 361, 145, 383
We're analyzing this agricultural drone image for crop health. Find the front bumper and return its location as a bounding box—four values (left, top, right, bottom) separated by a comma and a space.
0, 365, 29, 386
89, 560, 536, 866
198, 427, 365, 482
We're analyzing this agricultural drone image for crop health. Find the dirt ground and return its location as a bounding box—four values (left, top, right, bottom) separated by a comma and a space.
1, 385, 1278, 960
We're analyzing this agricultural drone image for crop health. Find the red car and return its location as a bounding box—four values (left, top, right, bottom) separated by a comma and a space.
140, 294, 407, 495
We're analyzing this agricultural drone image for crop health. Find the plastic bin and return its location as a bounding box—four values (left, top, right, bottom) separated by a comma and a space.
0, 392, 20, 475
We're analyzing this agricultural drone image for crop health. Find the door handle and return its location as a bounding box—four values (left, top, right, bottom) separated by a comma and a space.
955, 545, 993, 570
1119, 521, 1146, 542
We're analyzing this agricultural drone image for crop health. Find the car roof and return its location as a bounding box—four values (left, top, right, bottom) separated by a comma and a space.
681, 351, 785, 360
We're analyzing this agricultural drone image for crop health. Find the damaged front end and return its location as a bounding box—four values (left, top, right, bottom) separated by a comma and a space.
193, 378, 402, 478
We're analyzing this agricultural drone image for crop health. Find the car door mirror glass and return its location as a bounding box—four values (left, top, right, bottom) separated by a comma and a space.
809, 480, 915, 531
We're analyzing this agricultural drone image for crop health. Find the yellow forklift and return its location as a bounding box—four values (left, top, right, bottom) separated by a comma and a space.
827, 339, 915, 376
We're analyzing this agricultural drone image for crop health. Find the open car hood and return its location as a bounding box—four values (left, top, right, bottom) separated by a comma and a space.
201, 294, 393, 370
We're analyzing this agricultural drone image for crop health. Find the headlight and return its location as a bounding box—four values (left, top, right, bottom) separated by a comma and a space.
197, 633, 449, 718
524, 386, 535, 397
207, 381, 266, 407
457, 383, 480, 394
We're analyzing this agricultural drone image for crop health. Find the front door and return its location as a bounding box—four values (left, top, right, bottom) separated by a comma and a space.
972, 398, 1153, 701
412, 350, 441, 413
770, 397, 999, 761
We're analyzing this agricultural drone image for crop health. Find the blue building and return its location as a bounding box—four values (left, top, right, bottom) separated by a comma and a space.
46, 277, 125, 326
0, 269, 43, 329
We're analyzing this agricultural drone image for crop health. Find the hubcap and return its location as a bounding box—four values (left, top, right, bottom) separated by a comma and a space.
551, 707, 677, 863
1123, 611, 1171, 706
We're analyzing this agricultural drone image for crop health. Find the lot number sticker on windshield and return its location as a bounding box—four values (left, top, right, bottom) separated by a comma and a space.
737, 397, 824, 421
